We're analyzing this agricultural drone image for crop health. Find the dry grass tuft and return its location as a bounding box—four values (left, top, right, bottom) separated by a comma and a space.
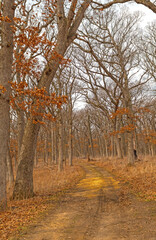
34, 164, 84, 195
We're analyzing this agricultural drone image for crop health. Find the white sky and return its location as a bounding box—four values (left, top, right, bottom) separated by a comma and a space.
128, 3, 156, 24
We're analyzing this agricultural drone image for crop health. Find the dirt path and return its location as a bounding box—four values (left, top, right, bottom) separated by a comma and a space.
21, 162, 156, 240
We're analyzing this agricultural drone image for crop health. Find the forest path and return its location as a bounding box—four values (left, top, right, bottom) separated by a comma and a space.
21, 162, 156, 240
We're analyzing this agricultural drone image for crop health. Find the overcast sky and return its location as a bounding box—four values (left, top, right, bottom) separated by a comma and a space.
128, 3, 156, 23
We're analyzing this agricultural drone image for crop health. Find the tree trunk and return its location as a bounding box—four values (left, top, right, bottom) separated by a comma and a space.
87, 114, 94, 158
115, 135, 123, 159
74, 130, 81, 158
58, 109, 64, 171
55, 124, 58, 164
44, 131, 49, 165
68, 125, 73, 166
50, 122, 55, 164
0, 0, 14, 210
68, 104, 73, 166
99, 136, 105, 157
6, 144, 14, 190
58, 120, 63, 171
34, 149, 38, 167
104, 137, 108, 157
17, 111, 25, 162
126, 104, 135, 164
12, 118, 40, 199
127, 131, 135, 164
123, 73, 135, 164
111, 135, 115, 157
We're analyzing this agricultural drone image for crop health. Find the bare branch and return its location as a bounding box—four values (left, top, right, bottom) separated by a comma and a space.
92, 0, 156, 14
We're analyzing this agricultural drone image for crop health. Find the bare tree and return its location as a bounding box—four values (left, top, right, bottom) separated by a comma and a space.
74, 8, 151, 163
140, 21, 156, 82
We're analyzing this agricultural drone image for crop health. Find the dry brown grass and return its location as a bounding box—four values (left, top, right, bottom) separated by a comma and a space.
0, 161, 84, 240
91, 156, 156, 201
34, 164, 84, 195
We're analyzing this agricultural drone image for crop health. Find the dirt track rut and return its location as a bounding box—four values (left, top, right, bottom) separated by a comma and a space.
21, 162, 156, 240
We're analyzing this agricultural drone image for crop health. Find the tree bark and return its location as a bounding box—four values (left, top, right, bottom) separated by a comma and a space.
13, 118, 40, 199
125, 103, 135, 164
58, 111, 63, 171
55, 123, 58, 164
87, 114, 94, 158
111, 135, 115, 157
99, 136, 105, 157
127, 131, 135, 164
6, 143, 14, 190
34, 148, 38, 167
50, 122, 55, 164
104, 137, 109, 157
17, 111, 25, 162
68, 104, 73, 166
44, 131, 49, 165
0, 0, 14, 210
115, 135, 123, 159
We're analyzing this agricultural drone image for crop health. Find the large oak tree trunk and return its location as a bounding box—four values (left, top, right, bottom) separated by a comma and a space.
0, 0, 14, 210
13, 118, 40, 199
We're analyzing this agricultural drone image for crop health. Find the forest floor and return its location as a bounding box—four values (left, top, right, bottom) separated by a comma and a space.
8, 158, 156, 240
0, 163, 84, 240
